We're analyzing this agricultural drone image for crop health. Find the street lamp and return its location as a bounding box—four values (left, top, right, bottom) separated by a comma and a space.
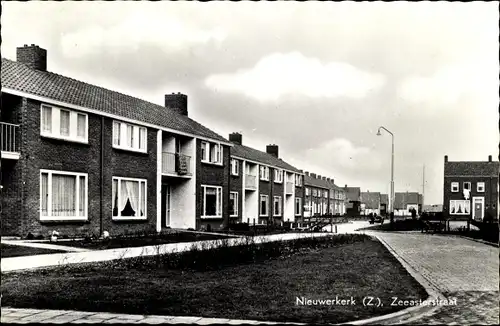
377, 126, 394, 216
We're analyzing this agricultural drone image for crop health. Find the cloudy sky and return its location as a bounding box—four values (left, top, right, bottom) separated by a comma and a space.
2, 1, 498, 204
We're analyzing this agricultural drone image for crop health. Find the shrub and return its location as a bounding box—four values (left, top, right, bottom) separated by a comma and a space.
26, 233, 35, 240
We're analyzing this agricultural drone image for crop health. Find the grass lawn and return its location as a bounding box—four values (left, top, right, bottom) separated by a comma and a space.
0, 244, 67, 258
357, 219, 422, 232
39, 232, 232, 250
1, 236, 427, 324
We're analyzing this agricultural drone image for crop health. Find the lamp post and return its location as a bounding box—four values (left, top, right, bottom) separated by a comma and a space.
377, 126, 394, 216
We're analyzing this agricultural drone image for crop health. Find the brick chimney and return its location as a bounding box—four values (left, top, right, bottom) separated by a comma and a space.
229, 132, 242, 145
266, 144, 279, 158
322, 176, 326, 181
305, 171, 310, 176
310, 173, 317, 178
17, 44, 47, 71
488, 155, 492, 162
317, 175, 322, 179
165, 92, 188, 116
444, 155, 448, 162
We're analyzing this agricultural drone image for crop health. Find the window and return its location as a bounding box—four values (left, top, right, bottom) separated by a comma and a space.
312, 189, 318, 197
477, 182, 485, 192
295, 198, 302, 216
40, 170, 87, 221
305, 187, 310, 196
295, 174, 303, 186
464, 182, 471, 191
260, 195, 269, 216
449, 200, 470, 215
305, 198, 312, 212
201, 141, 223, 164
324, 190, 328, 198
112, 121, 147, 152
259, 166, 269, 181
274, 196, 282, 216
112, 177, 147, 220
202, 185, 223, 217
40, 105, 88, 142
451, 182, 459, 192
231, 159, 239, 176
230, 192, 238, 216
274, 169, 283, 183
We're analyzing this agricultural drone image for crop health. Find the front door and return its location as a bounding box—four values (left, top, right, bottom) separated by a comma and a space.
161, 184, 171, 227
472, 197, 484, 221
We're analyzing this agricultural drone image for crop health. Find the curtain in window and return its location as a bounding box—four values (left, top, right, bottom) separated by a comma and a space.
60, 110, 70, 136
52, 174, 76, 216
139, 128, 146, 149
42, 107, 52, 132
126, 125, 133, 147
79, 176, 85, 216
77, 114, 86, 139
217, 187, 222, 215
41, 173, 48, 216
113, 122, 120, 145
205, 188, 217, 216
112, 179, 118, 216
229, 193, 236, 215
139, 181, 145, 216
120, 180, 138, 216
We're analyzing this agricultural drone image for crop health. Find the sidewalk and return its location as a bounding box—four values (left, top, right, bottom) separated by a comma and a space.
1, 232, 332, 272
0, 308, 298, 325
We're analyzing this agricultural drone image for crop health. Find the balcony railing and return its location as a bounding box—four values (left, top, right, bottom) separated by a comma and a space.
286, 182, 294, 194
245, 174, 257, 190
1, 122, 20, 154
162, 152, 192, 176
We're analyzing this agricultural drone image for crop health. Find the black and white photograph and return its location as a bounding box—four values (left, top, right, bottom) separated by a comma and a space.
1, 1, 498, 325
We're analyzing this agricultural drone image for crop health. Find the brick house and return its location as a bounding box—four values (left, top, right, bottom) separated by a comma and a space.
443, 155, 499, 221
303, 172, 330, 218
360, 191, 381, 216
227, 133, 304, 226
380, 194, 388, 216
393, 192, 423, 216
1, 44, 233, 237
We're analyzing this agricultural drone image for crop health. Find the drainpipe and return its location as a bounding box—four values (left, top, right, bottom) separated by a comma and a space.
100, 116, 104, 236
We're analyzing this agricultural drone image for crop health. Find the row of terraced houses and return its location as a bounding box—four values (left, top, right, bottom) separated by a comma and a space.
0, 44, 348, 237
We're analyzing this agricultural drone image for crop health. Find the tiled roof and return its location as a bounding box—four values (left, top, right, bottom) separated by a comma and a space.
394, 192, 421, 209
1, 58, 228, 143
230, 144, 301, 173
380, 194, 389, 205
444, 161, 499, 176
345, 187, 361, 202
361, 192, 381, 209
304, 175, 332, 189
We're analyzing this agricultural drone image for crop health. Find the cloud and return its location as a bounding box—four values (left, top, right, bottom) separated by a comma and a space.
61, 12, 227, 58
204, 52, 386, 101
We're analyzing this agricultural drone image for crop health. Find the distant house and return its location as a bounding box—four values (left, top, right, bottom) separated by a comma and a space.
443, 155, 499, 221
360, 191, 381, 215
422, 204, 443, 213
394, 192, 423, 216
344, 186, 361, 216
380, 194, 389, 216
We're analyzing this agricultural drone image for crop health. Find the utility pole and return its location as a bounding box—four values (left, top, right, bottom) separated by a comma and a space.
422, 164, 425, 207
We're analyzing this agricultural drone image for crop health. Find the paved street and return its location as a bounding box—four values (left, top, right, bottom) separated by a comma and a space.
372, 232, 499, 325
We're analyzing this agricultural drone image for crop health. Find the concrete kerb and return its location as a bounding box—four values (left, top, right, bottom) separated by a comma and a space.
336, 234, 446, 325
1, 239, 90, 252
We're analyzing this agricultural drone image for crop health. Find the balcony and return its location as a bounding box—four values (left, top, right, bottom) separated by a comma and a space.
162, 152, 192, 176
1, 122, 20, 160
286, 182, 294, 195
245, 174, 257, 190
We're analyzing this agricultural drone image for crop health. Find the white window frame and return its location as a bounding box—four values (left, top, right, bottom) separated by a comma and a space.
201, 185, 223, 218
112, 120, 147, 153
230, 191, 239, 217
201, 141, 223, 165
231, 159, 239, 176
449, 200, 470, 215
112, 176, 148, 220
274, 196, 282, 216
295, 174, 302, 186
274, 169, 283, 183
295, 197, 302, 216
305, 187, 310, 196
39, 169, 88, 221
260, 194, 269, 216
451, 182, 459, 192
477, 182, 485, 193
40, 104, 88, 144
324, 190, 328, 198
259, 166, 269, 181
313, 189, 318, 197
